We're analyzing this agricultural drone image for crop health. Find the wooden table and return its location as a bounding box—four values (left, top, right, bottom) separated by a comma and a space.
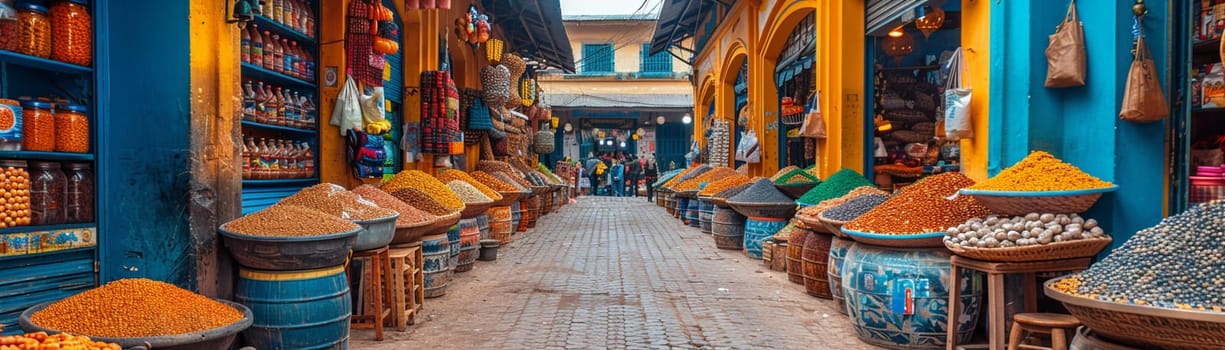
946, 256, 1092, 350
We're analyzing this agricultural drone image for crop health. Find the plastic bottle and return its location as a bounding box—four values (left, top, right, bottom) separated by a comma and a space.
240, 24, 251, 63
301, 142, 315, 176
242, 81, 256, 120
264, 84, 279, 124
273, 0, 283, 24
250, 24, 263, 67
242, 137, 253, 179
261, 31, 275, 71
296, 0, 308, 33
289, 41, 302, 78
254, 81, 268, 123
271, 34, 283, 73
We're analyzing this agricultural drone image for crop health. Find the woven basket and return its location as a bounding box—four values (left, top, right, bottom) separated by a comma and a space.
959, 186, 1118, 216
816, 214, 850, 238
674, 190, 698, 199
781, 112, 805, 125
775, 182, 819, 199
1045, 278, 1225, 350
459, 201, 494, 219
726, 201, 797, 218
944, 236, 1112, 262
840, 227, 944, 248
533, 129, 555, 154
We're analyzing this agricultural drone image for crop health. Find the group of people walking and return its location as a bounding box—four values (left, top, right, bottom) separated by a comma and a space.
581, 153, 659, 200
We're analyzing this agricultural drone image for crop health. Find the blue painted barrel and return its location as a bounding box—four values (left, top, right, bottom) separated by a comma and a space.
446, 223, 460, 274
841, 244, 984, 349
236, 265, 351, 350
421, 233, 451, 298
675, 197, 688, 219
827, 236, 855, 315
743, 217, 787, 259
698, 198, 715, 234
685, 198, 701, 228
455, 218, 481, 273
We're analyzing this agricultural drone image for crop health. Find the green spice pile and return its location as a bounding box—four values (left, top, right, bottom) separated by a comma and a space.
797, 169, 875, 205
844, 172, 991, 234
773, 168, 820, 185
223, 205, 359, 237
728, 178, 794, 204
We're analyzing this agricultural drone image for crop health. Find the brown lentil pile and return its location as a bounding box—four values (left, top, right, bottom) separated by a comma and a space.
493, 171, 533, 189
845, 172, 991, 234
446, 180, 493, 204
796, 186, 890, 219
698, 174, 752, 197
471, 171, 519, 192
675, 167, 737, 192
969, 151, 1113, 191
30, 279, 244, 338
223, 205, 359, 236
389, 189, 455, 216
477, 160, 523, 178
437, 169, 503, 202
278, 184, 397, 220
0, 332, 120, 349
350, 185, 436, 226
382, 170, 465, 211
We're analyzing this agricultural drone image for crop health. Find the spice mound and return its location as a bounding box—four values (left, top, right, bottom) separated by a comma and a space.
447, 180, 493, 204
471, 171, 520, 192
698, 174, 752, 197
438, 169, 503, 201
945, 213, 1106, 249
675, 167, 737, 192
770, 166, 799, 181
727, 178, 794, 204
773, 168, 820, 185
491, 171, 531, 191
476, 160, 521, 178
222, 205, 359, 237
797, 169, 875, 205
30, 279, 244, 338
351, 185, 436, 227
663, 165, 708, 189
382, 170, 465, 211
389, 189, 455, 216
821, 194, 890, 222
794, 186, 888, 228
1052, 201, 1225, 311
279, 183, 397, 220
969, 151, 1113, 191
0, 332, 121, 349
845, 172, 991, 234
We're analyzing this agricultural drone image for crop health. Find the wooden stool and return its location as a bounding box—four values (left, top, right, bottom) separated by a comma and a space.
348, 246, 392, 341
947, 256, 1092, 350
1007, 313, 1081, 350
388, 246, 424, 331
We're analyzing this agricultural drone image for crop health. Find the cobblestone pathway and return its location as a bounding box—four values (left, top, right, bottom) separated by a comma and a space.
354, 197, 876, 349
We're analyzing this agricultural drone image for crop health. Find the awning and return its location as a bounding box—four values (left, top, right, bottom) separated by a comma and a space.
774, 40, 816, 85
648, 0, 713, 55
549, 93, 694, 110
482, 0, 576, 73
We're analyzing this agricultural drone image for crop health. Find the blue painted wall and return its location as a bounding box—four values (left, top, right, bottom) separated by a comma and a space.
989, 0, 1168, 251
98, 0, 194, 286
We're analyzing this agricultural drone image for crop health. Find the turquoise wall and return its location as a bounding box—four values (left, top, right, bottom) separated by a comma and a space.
988, 0, 1168, 251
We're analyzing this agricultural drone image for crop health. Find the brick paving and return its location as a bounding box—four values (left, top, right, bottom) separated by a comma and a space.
353, 197, 877, 349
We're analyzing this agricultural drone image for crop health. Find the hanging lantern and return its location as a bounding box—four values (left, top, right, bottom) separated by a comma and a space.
550, 116, 559, 129
632, 134, 640, 141
881, 32, 914, 61
598, 130, 606, 138
486, 39, 504, 64
914, 7, 945, 39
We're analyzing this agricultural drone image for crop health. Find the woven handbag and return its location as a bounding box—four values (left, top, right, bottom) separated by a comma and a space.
468, 97, 494, 131
534, 126, 555, 154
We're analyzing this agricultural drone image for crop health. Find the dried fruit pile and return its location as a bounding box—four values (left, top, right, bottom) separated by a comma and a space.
698, 174, 752, 197
969, 151, 1112, 191
675, 167, 737, 192
30, 279, 244, 338
844, 172, 991, 234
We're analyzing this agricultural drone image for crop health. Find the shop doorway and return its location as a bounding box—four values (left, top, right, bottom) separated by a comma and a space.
1171, 1, 1225, 213
772, 13, 816, 170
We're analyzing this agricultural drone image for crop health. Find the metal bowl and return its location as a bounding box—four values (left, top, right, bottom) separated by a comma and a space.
352, 213, 399, 251
21, 299, 254, 350
218, 227, 359, 271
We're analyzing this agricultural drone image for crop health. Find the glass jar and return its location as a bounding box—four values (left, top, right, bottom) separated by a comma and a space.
0, 98, 22, 151
21, 100, 54, 151
16, 3, 50, 58
29, 161, 65, 225
0, 0, 18, 52
54, 104, 88, 153
64, 162, 92, 223
0, 160, 30, 228
49, 0, 91, 66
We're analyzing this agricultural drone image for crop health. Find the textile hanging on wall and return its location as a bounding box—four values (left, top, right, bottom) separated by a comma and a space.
420, 71, 459, 155
347, 0, 384, 87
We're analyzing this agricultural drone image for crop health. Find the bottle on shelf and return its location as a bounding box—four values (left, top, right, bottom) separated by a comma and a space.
271, 34, 284, 73
280, 88, 296, 127
242, 137, 253, 179
290, 91, 303, 128
242, 81, 256, 121
284, 0, 296, 28
301, 141, 315, 177
266, 85, 281, 125
300, 48, 315, 81
306, 2, 315, 38
297, 0, 309, 34
289, 41, 303, 79
250, 24, 264, 67
241, 25, 251, 63
257, 138, 272, 179
254, 81, 269, 124
273, 0, 284, 24
261, 30, 275, 71
299, 93, 316, 127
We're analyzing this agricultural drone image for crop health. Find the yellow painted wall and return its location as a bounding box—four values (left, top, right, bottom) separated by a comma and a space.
565, 20, 689, 74
959, 0, 990, 182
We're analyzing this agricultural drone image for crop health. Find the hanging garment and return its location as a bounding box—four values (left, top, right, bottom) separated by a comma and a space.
347, 0, 383, 87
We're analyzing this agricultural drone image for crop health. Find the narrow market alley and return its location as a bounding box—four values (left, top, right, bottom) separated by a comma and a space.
353, 196, 874, 349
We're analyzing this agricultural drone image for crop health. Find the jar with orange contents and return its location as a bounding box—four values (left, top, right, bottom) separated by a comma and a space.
16, 3, 50, 58
21, 100, 54, 151
50, 0, 91, 66
0, 0, 18, 52
55, 104, 88, 153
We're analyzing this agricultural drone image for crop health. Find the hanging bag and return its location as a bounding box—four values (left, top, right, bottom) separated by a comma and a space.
1044, 0, 1088, 88
735, 129, 761, 164
799, 90, 827, 138
943, 47, 974, 140
1119, 35, 1168, 123
534, 124, 555, 154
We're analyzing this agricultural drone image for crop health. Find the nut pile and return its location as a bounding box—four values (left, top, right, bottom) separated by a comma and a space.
728, 178, 794, 204
676, 167, 737, 192
223, 205, 359, 236
471, 171, 520, 192
493, 171, 533, 189
969, 151, 1113, 191
382, 170, 465, 211
447, 180, 493, 204
944, 213, 1106, 248
477, 160, 522, 178
845, 172, 991, 234
279, 183, 397, 220
770, 166, 800, 181
698, 174, 752, 197
0, 332, 120, 350
389, 189, 454, 216
662, 166, 706, 189
438, 169, 503, 202
1054, 201, 1225, 311
821, 194, 890, 222
30, 279, 244, 338
1, 165, 32, 228
797, 169, 875, 205
351, 185, 436, 226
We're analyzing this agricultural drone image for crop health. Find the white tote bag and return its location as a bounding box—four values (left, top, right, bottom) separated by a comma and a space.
943, 47, 974, 140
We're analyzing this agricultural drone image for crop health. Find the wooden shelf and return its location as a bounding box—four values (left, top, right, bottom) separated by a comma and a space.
0, 151, 94, 162
242, 178, 319, 186
253, 15, 317, 47
1193, 39, 1219, 54
0, 223, 95, 235
241, 63, 316, 89
0, 50, 92, 75
242, 120, 317, 135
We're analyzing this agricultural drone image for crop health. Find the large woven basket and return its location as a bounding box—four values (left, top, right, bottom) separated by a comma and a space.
725, 201, 797, 218
840, 227, 945, 248
775, 182, 819, 199
1045, 277, 1225, 350
674, 190, 698, 199
959, 186, 1118, 216
460, 201, 495, 219
944, 235, 1112, 262
495, 191, 522, 206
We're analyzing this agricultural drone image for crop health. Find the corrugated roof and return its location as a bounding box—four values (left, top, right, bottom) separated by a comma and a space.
648, 0, 708, 55
563, 14, 660, 21
483, 0, 577, 73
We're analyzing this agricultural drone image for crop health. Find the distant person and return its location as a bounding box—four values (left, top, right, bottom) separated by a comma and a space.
644, 156, 659, 202
610, 159, 625, 197
626, 155, 641, 197
584, 156, 601, 195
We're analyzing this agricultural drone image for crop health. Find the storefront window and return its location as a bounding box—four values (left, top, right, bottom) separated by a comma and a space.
773, 13, 816, 169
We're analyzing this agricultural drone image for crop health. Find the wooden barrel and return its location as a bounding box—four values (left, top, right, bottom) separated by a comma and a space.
236, 265, 350, 350
488, 206, 513, 244
421, 233, 451, 298
761, 239, 775, 265
698, 198, 715, 234
476, 213, 491, 240
802, 232, 833, 299
664, 193, 676, 215
541, 190, 554, 215
685, 197, 701, 228
527, 196, 541, 228
454, 218, 481, 273
787, 228, 812, 285
743, 217, 787, 260
771, 241, 788, 272
711, 207, 745, 250
514, 200, 528, 233
827, 236, 855, 314
674, 197, 688, 220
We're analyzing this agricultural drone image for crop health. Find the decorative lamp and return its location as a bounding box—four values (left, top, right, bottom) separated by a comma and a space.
656, 115, 666, 125
598, 131, 606, 138
620, 141, 627, 148
486, 39, 504, 64
915, 7, 945, 39
682, 114, 692, 124
550, 116, 559, 129
882, 32, 914, 61
887, 25, 905, 38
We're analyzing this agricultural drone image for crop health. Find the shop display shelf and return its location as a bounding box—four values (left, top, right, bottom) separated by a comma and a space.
241, 63, 316, 89
0, 151, 94, 162
242, 178, 319, 186
0, 50, 92, 75
242, 120, 316, 135
1193, 39, 1219, 54
254, 15, 317, 47
0, 222, 95, 235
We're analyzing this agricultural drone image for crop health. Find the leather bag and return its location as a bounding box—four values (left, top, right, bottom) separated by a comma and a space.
1044, 0, 1087, 88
